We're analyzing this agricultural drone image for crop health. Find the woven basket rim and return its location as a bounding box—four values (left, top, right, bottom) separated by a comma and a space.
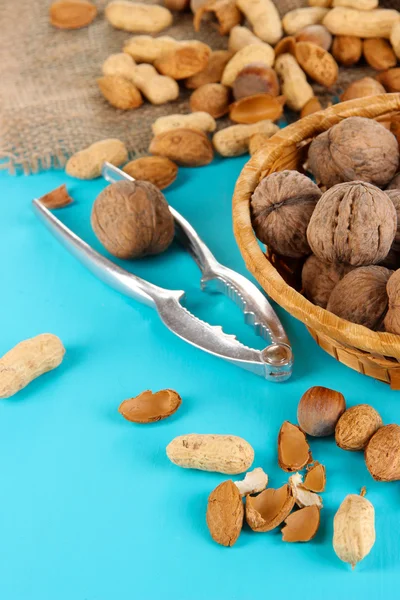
233, 93, 400, 360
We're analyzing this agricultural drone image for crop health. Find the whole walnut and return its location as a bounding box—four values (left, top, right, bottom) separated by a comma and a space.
307, 181, 397, 266
386, 189, 400, 251
91, 180, 174, 259
302, 255, 353, 308
384, 270, 400, 335
327, 266, 393, 330
387, 173, 400, 190
250, 170, 321, 258
308, 117, 399, 188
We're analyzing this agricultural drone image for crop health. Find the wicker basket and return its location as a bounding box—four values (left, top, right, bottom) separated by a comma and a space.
233, 94, 400, 389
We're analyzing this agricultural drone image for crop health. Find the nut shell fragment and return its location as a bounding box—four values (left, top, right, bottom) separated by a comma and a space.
365, 424, 400, 481
304, 462, 326, 493
194, 0, 241, 35
206, 480, 244, 546
118, 389, 182, 423
335, 404, 382, 451
232, 63, 280, 101
282, 505, 320, 542
40, 184, 73, 209
278, 421, 312, 472
229, 94, 284, 124
289, 473, 323, 508
245, 484, 295, 532
234, 467, 269, 496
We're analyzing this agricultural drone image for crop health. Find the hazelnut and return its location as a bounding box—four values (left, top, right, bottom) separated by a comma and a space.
295, 24, 332, 51
387, 173, 400, 190
365, 424, 400, 482
327, 266, 393, 330
189, 83, 230, 118
297, 386, 346, 437
232, 63, 280, 101
307, 182, 397, 266
384, 269, 400, 335
335, 404, 382, 451
251, 170, 321, 258
91, 180, 174, 259
308, 117, 399, 188
340, 77, 386, 103
302, 255, 353, 308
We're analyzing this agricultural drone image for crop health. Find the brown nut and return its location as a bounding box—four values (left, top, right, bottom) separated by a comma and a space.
123, 156, 178, 190
384, 269, 400, 334
294, 41, 338, 87
363, 38, 397, 71
149, 128, 214, 167
232, 63, 280, 101
49, 0, 97, 29
274, 36, 296, 57
335, 404, 382, 451
251, 170, 321, 258
206, 480, 244, 547
154, 43, 211, 79
295, 24, 332, 50
340, 77, 386, 102
97, 75, 143, 110
278, 421, 312, 471
376, 68, 400, 93
300, 97, 322, 118
91, 180, 174, 259
365, 424, 400, 481
298, 386, 346, 437
386, 190, 400, 250
229, 94, 284, 124
184, 50, 233, 89
119, 389, 182, 423
190, 83, 230, 118
164, 0, 190, 9
246, 484, 295, 532
302, 255, 353, 308
331, 35, 362, 66
327, 266, 393, 329
308, 117, 400, 189
387, 174, 400, 190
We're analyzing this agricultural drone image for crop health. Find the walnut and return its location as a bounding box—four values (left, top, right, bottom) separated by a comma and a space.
386, 189, 400, 251
302, 255, 353, 309
307, 181, 397, 266
308, 117, 399, 188
384, 270, 400, 335
250, 170, 321, 258
327, 266, 393, 330
387, 173, 400, 190
91, 180, 174, 259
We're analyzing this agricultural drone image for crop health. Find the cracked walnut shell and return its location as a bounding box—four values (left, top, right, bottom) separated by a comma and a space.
307, 181, 397, 266
251, 170, 322, 258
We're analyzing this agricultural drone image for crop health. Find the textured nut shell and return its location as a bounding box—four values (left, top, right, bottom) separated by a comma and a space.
251, 170, 321, 258
91, 180, 174, 259
327, 266, 392, 329
213, 120, 278, 157
206, 480, 244, 546
229, 94, 284, 124
228, 25, 264, 53
123, 156, 178, 189
392, 21, 400, 60
278, 421, 312, 472
282, 505, 320, 542
123, 35, 178, 63
376, 68, 400, 93
323, 7, 400, 39
365, 424, 400, 481
302, 256, 352, 308
66, 139, 128, 179
234, 467, 269, 496
283, 7, 329, 35
363, 38, 397, 71
152, 112, 216, 135
40, 184, 73, 209
384, 268, 400, 334
333, 494, 375, 567
236, 0, 282, 45
274, 53, 314, 112
333, 0, 377, 8
341, 77, 386, 102
154, 43, 211, 79
50, 0, 97, 29
0, 334, 65, 399
298, 386, 346, 437
221, 44, 275, 87
289, 473, 323, 508
166, 434, 254, 474
295, 24, 332, 51
245, 484, 295, 532
119, 389, 182, 423
307, 182, 397, 266
295, 41, 338, 87
190, 84, 230, 118
335, 404, 382, 451
130, 64, 179, 104
331, 35, 362, 66
185, 50, 233, 89
232, 64, 280, 101
149, 128, 214, 167
274, 36, 297, 58
105, 1, 173, 32
304, 462, 326, 492
387, 173, 400, 190
97, 75, 143, 110
194, 0, 241, 36
102, 53, 136, 79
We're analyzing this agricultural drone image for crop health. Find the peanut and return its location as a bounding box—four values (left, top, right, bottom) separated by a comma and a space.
323, 7, 400, 39
0, 335, 65, 399
154, 42, 212, 79
131, 64, 179, 104
228, 25, 264, 53
97, 75, 143, 110
213, 119, 278, 156
124, 35, 178, 63
166, 434, 254, 474
66, 139, 128, 179
391, 21, 400, 60
102, 53, 137, 80
308, 0, 331, 6
236, 0, 282, 45
333, 491, 375, 568
282, 7, 330, 35
221, 43, 275, 86
152, 112, 216, 135
185, 50, 233, 88
332, 0, 378, 8
105, 1, 173, 33
274, 53, 314, 111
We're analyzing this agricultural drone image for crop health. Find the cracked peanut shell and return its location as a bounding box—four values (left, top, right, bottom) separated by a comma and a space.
206, 480, 244, 546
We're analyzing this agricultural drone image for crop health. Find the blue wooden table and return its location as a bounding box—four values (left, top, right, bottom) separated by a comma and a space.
0, 158, 397, 599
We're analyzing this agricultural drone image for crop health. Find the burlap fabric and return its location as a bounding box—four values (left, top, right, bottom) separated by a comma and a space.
0, 0, 397, 174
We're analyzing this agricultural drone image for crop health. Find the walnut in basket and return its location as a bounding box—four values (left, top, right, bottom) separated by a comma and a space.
302, 255, 353, 309
384, 270, 400, 335
307, 181, 397, 267
250, 170, 322, 258
308, 117, 399, 188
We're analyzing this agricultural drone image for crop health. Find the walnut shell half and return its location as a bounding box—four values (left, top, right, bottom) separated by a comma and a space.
307, 181, 397, 266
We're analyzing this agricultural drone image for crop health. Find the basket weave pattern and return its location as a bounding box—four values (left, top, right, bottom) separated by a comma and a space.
233, 94, 400, 388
